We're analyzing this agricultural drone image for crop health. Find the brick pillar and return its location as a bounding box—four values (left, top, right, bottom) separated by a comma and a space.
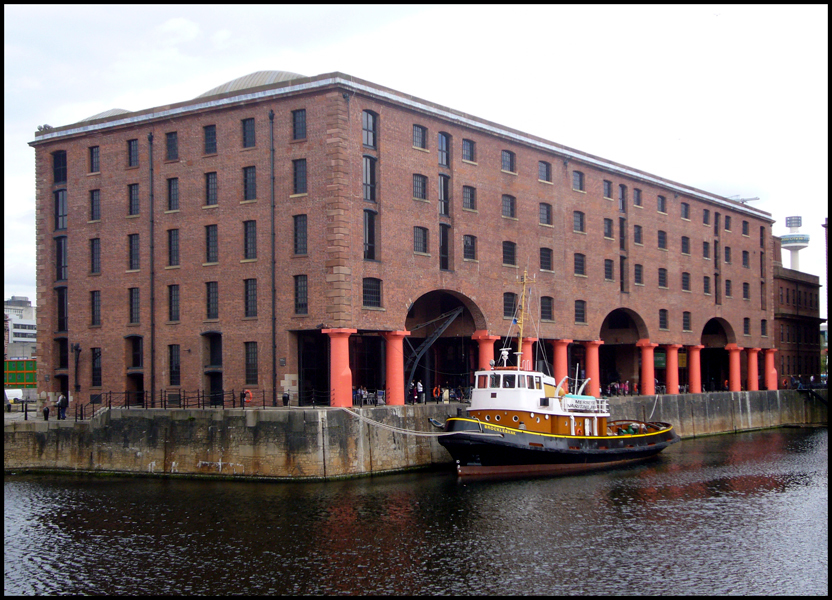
746, 347, 760, 391
637, 339, 657, 395
323, 328, 356, 407
520, 337, 537, 371
725, 343, 742, 391
472, 330, 500, 370
764, 348, 778, 390
665, 344, 682, 395
381, 330, 410, 406
583, 340, 603, 398
553, 339, 572, 385
687, 345, 704, 393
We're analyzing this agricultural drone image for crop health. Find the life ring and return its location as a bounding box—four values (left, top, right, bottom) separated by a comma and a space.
244, 389, 253, 403
575, 427, 583, 436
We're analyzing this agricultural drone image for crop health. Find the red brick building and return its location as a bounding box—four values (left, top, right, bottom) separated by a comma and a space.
772, 238, 824, 384
30, 70, 779, 407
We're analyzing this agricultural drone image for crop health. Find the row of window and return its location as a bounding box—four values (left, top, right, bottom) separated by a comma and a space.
88, 275, 383, 328
781, 354, 821, 377
56, 161, 308, 230
573, 171, 764, 245
779, 287, 819, 309
779, 323, 821, 345
84, 275, 766, 338
52, 112, 309, 183
84, 339, 260, 388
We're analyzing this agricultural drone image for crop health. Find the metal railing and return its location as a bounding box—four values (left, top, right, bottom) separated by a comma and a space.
72, 388, 332, 421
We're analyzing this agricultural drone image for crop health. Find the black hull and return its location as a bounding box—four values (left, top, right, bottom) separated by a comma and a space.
439, 417, 680, 477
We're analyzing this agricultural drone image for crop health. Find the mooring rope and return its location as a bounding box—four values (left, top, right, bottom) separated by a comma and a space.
648, 394, 660, 420
336, 407, 503, 438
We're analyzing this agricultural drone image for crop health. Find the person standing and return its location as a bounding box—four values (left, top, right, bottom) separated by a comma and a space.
57, 393, 68, 420
416, 380, 424, 404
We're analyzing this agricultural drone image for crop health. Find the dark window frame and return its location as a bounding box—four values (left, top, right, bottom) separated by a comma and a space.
244, 278, 257, 318
89, 146, 99, 173
205, 224, 218, 263
242, 118, 256, 148
205, 172, 218, 206
203, 124, 217, 154
243, 165, 257, 200
292, 159, 307, 195
90, 189, 101, 221
165, 131, 178, 161
128, 183, 140, 216
128, 233, 140, 270
244, 220, 257, 260
206, 281, 219, 319
362, 111, 377, 148
127, 139, 139, 168
293, 214, 307, 255
294, 275, 308, 315
292, 109, 307, 140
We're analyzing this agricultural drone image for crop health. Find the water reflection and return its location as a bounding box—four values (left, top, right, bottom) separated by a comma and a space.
5, 428, 827, 595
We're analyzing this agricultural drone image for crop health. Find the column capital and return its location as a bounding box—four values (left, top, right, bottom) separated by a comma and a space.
323, 328, 357, 337
583, 339, 604, 348
687, 344, 705, 351
665, 343, 683, 351
746, 347, 761, 353
472, 330, 500, 341
636, 338, 657, 348
725, 342, 742, 352
381, 330, 410, 339
763, 347, 778, 355
553, 338, 572, 346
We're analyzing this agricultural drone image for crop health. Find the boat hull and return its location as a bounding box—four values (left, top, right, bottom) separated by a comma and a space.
439, 417, 679, 477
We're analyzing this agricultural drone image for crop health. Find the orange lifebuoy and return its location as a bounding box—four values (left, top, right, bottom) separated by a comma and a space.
575, 427, 583, 436
244, 389, 253, 403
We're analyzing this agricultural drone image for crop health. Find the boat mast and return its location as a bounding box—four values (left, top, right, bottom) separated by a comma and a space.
516, 269, 528, 371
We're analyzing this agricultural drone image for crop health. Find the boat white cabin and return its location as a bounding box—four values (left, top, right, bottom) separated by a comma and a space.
467, 350, 610, 437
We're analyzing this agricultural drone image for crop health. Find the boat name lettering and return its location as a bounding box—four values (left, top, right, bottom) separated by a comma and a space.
564, 397, 596, 411
484, 424, 515, 435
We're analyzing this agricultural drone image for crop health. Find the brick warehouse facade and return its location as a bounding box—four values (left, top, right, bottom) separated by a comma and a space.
30, 70, 779, 408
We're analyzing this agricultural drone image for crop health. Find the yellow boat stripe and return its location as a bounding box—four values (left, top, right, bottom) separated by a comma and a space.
446, 417, 674, 440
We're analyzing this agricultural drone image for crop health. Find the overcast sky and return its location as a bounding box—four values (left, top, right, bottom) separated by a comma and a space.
4, 4, 828, 319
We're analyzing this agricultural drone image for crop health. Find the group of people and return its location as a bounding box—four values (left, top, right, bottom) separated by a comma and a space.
407, 381, 466, 404
606, 380, 638, 397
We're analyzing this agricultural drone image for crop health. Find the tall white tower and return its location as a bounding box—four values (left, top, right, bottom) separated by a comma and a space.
781, 216, 810, 271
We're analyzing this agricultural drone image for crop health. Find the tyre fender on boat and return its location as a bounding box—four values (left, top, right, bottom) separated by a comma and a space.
575, 426, 583, 436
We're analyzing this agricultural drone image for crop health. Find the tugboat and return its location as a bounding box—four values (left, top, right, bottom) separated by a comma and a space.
437, 271, 679, 477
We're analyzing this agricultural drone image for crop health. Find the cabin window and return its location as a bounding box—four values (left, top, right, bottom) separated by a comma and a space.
535, 376, 542, 389
477, 374, 488, 389
528, 375, 535, 389
518, 376, 526, 388
503, 374, 515, 388
489, 374, 500, 388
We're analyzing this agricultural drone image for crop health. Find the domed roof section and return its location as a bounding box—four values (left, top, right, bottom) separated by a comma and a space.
80, 108, 131, 122
196, 70, 306, 99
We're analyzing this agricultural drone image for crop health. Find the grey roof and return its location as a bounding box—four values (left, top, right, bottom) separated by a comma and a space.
80, 108, 131, 122
195, 70, 306, 98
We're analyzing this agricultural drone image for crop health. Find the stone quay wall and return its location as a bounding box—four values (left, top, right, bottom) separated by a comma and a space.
4, 390, 826, 480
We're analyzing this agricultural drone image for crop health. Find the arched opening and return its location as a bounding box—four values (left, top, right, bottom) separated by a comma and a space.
700, 318, 733, 391
598, 308, 648, 393
403, 290, 485, 401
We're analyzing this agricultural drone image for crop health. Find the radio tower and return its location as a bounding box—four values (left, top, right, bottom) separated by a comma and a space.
781, 216, 810, 271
